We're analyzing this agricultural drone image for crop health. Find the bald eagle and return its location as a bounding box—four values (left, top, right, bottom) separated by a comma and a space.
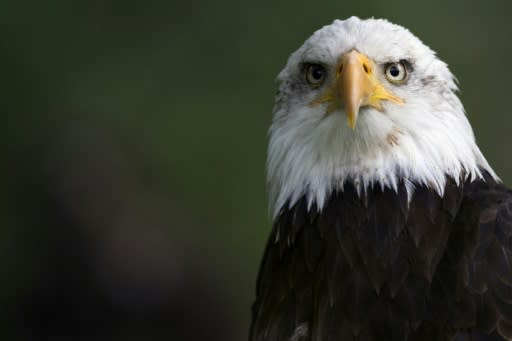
250, 17, 512, 341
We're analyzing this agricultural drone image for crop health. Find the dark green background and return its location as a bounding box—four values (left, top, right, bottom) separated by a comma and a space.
2, 0, 510, 339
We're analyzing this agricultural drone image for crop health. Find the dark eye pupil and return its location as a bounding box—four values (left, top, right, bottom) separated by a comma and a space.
312, 67, 324, 80
389, 66, 400, 77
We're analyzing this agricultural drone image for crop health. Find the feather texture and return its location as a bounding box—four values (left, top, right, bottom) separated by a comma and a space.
250, 174, 512, 340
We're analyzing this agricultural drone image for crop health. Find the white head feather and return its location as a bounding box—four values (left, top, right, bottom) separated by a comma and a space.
267, 16, 497, 218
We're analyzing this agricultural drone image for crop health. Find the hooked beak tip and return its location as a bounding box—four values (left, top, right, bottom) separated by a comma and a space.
347, 111, 358, 129
346, 105, 359, 129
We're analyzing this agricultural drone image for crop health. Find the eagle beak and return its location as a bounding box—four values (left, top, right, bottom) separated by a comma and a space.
338, 50, 404, 129
310, 50, 404, 129
338, 51, 373, 129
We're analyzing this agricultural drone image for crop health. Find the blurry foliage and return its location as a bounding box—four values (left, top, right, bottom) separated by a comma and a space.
1, 0, 511, 339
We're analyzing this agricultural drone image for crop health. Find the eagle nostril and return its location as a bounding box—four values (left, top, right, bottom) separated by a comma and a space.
337, 64, 343, 76
362, 63, 370, 74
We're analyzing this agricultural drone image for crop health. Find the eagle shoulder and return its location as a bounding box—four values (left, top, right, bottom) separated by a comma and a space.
250, 175, 512, 341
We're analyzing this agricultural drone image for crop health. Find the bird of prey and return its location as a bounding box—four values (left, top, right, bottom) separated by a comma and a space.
250, 17, 512, 341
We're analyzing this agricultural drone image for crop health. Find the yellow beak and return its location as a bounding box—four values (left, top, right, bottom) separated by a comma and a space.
310, 50, 404, 129
338, 51, 373, 129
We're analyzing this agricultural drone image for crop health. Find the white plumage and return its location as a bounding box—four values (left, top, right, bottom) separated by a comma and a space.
267, 16, 497, 218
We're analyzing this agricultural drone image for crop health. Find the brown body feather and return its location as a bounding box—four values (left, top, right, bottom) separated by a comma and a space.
250, 173, 512, 341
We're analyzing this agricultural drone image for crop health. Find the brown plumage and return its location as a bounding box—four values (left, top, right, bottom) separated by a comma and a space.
250, 173, 512, 340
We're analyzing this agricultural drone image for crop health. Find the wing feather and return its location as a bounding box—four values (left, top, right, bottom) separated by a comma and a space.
464, 177, 512, 340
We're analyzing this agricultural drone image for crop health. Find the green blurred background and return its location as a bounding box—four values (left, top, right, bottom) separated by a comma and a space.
2, 0, 511, 339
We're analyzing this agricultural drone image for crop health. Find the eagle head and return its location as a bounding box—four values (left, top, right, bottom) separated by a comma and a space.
267, 17, 496, 217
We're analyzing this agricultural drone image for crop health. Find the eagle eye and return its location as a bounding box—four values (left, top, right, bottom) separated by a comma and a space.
385, 61, 409, 84
305, 64, 326, 87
